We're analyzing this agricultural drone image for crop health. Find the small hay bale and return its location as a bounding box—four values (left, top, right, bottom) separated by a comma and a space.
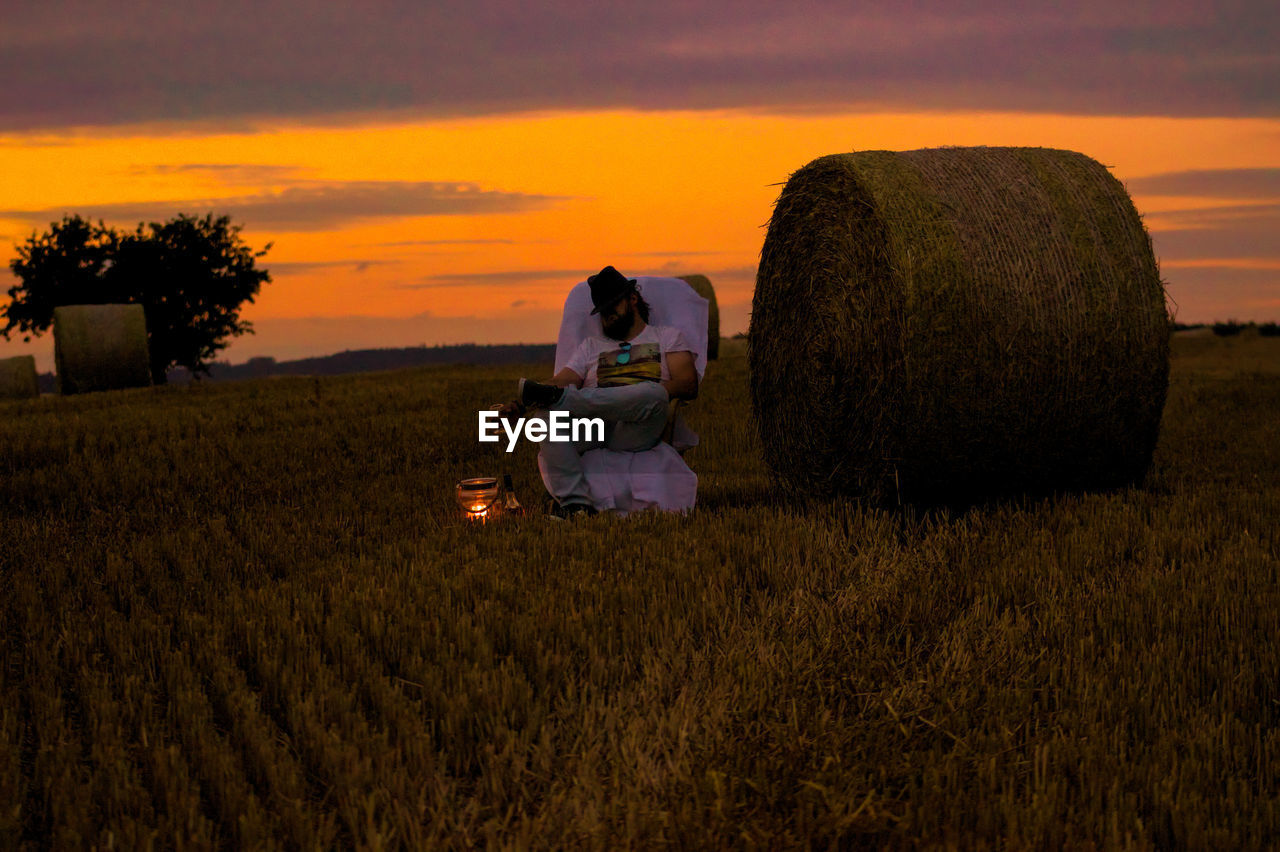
677, 274, 720, 360
0, 355, 39, 399
53, 304, 153, 395
750, 146, 1170, 505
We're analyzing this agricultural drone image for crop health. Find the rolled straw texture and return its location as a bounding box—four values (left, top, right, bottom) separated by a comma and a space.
750, 147, 1170, 505
677, 274, 720, 360
53, 304, 153, 395
0, 355, 39, 399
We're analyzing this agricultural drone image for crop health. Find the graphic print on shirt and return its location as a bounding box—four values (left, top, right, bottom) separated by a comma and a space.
596, 342, 661, 387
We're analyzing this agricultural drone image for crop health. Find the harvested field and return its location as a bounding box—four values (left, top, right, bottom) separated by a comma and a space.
0, 333, 1277, 848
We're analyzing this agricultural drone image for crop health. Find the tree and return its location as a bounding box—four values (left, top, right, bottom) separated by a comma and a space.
3, 213, 271, 383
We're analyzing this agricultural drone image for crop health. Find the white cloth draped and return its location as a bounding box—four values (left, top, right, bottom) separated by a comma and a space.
580, 442, 699, 514
552, 276, 709, 515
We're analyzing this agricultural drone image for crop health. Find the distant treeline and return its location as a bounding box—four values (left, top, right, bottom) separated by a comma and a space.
36, 343, 557, 391
174, 343, 559, 383
1173, 321, 1280, 337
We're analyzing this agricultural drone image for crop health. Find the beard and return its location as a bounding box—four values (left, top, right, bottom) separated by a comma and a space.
602, 306, 634, 340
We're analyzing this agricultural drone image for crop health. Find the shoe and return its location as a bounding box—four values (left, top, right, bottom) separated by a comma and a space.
547, 500, 597, 520
519, 378, 564, 409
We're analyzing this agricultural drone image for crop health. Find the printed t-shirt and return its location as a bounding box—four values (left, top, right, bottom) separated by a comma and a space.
564, 324, 693, 388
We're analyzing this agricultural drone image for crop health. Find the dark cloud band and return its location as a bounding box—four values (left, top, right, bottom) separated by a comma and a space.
1130, 169, 1280, 198
406, 269, 592, 289
0, 0, 1275, 131
0, 181, 572, 232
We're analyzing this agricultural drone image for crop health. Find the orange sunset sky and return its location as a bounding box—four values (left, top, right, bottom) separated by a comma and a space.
2, 2, 1277, 371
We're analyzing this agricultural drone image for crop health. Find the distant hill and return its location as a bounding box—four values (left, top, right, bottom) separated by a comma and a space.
174, 343, 558, 383
35, 342, 557, 390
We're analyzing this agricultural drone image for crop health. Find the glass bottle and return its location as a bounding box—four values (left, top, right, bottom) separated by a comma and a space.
502, 473, 524, 516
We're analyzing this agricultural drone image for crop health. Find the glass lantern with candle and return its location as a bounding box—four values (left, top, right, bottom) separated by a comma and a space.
456, 476, 501, 521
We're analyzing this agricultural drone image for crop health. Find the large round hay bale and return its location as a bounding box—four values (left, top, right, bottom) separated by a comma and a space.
53, 304, 153, 395
750, 146, 1169, 505
677, 274, 719, 360
0, 355, 39, 399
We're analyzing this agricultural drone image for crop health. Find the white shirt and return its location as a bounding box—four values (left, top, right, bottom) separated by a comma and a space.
564, 324, 693, 389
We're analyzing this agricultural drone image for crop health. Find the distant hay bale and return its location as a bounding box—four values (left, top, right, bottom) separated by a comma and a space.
0, 355, 39, 399
53, 304, 153, 395
677, 274, 720, 360
750, 146, 1170, 505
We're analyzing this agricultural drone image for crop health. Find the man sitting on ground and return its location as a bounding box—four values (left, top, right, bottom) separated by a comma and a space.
496, 265, 699, 519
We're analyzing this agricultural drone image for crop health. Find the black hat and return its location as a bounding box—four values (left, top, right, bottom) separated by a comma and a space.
587, 265, 637, 315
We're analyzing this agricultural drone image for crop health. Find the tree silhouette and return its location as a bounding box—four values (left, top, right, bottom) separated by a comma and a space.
4, 213, 271, 382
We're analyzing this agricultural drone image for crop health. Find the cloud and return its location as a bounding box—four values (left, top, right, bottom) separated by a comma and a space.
1132, 169, 1280, 266
1163, 265, 1280, 322
1150, 202, 1280, 226
406, 268, 591, 288
1163, 258, 1280, 270
0, 0, 1275, 131
625, 262, 757, 283
1130, 168, 1280, 198
270, 259, 396, 275
0, 181, 573, 232
1148, 201, 1280, 262
617, 250, 732, 258
125, 163, 314, 186
1153, 223, 1280, 262
407, 264, 760, 289
370, 238, 519, 247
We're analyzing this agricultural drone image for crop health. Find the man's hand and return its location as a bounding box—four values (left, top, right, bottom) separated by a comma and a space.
491, 399, 526, 423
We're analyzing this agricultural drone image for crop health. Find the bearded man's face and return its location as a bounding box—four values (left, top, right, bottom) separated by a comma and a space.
601, 298, 635, 339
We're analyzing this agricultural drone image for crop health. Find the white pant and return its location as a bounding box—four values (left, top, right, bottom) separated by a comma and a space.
534, 382, 670, 507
